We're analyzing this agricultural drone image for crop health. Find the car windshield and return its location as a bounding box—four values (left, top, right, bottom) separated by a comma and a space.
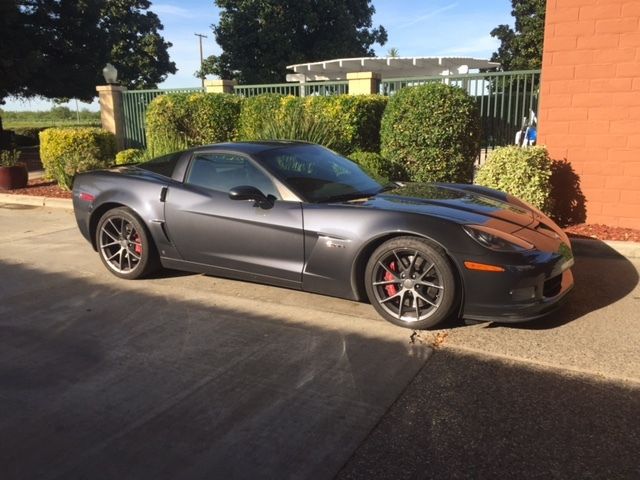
255, 144, 385, 203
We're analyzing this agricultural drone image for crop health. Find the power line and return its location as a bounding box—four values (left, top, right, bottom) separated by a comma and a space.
194, 33, 208, 88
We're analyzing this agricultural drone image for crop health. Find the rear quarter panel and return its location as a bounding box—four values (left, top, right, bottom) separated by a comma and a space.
73, 170, 172, 254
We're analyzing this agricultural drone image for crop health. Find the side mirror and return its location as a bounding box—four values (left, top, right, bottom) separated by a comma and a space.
228, 185, 273, 209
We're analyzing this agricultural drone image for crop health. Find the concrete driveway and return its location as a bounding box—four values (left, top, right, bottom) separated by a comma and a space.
1, 204, 639, 479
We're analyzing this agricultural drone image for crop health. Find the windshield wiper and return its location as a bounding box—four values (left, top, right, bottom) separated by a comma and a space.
319, 191, 379, 203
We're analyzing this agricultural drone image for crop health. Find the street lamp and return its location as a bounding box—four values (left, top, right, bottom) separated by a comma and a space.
102, 63, 118, 84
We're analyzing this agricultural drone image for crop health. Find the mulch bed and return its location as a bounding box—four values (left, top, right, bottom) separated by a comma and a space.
565, 224, 640, 243
1, 179, 72, 199
3, 181, 640, 243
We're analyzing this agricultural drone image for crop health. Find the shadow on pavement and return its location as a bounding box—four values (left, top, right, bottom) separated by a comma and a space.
2, 259, 639, 479
0, 260, 428, 480
338, 348, 640, 480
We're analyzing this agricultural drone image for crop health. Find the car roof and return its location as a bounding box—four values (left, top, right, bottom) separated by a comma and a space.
191, 141, 314, 155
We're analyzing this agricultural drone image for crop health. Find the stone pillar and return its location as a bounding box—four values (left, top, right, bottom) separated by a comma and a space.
346, 72, 381, 95
204, 79, 237, 94
96, 84, 127, 151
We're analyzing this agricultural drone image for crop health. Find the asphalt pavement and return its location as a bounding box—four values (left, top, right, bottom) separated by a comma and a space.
0, 204, 638, 479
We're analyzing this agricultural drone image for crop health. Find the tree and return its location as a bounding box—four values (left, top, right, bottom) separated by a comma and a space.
490, 0, 546, 71
100, 0, 176, 90
387, 47, 400, 58
201, 0, 387, 84
0, 0, 176, 103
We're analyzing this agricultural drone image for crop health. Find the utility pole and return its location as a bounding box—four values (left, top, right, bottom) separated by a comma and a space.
195, 33, 208, 88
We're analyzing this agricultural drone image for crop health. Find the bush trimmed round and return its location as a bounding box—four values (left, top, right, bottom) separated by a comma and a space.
381, 83, 480, 183
475, 145, 553, 212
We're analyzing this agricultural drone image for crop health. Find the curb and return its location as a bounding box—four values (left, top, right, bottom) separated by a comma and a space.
0, 193, 73, 210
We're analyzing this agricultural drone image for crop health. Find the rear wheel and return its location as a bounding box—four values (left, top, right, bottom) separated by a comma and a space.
96, 207, 159, 279
365, 236, 457, 329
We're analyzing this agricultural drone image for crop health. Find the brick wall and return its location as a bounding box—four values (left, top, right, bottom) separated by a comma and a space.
538, 0, 640, 228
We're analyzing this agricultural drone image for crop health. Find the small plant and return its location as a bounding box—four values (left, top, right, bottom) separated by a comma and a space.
252, 105, 338, 150
0, 149, 21, 167
238, 94, 387, 155
115, 148, 144, 165
475, 146, 552, 212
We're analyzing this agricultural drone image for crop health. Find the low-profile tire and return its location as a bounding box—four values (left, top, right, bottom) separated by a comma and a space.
365, 236, 457, 329
96, 207, 159, 279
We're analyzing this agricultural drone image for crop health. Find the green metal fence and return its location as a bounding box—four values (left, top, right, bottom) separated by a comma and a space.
302, 81, 348, 96
122, 87, 203, 148
381, 70, 541, 149
234, 83, 300, 97
120, 71, 539, 151
233, 81, 348, 97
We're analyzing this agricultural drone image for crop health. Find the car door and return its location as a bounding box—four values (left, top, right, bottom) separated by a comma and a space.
164, 151, 304, 287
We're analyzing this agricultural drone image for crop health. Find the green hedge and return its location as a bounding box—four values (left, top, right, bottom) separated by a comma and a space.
115, 148, 144, 165
39, 127, 115, 189
145, 93, 243, 154
237, 94, 284, 141
349, 151, 405, 182
475, 146, 552, 212
380, 83, 480, 183
238, 94, 388, 155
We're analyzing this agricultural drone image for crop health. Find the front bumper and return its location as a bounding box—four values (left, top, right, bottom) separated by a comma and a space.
462, 267, 574, 323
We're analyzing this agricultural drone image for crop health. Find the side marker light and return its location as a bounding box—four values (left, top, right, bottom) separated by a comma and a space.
464, 261, 505, 272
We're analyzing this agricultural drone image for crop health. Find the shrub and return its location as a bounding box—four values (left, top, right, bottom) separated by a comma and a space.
475, 146, 552, 212
248, 99, 339, 150
39, 127, 115, 189
380, 82, 480, 183
146, 93, 243, 152
237, 94, 285, 141
115, 148, 144, 165
0, 149, 21, 167
304, 95, 388, 154
238, 94, 387, 155
349, 151, 406, 181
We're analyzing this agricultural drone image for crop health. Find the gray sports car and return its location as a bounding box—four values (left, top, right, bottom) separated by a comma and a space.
72, 141, 574, 329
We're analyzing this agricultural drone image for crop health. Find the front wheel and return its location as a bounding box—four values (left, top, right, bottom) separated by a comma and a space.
365, 237, 457, 329
96, 207, 159, 279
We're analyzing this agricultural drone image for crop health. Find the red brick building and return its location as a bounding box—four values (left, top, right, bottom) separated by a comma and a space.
538, 0, 640, 228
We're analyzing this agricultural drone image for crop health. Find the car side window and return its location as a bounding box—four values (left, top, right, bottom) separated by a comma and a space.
185, 153, 280, 199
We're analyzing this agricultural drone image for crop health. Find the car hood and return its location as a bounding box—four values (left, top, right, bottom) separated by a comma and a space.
354, 183, 535, 228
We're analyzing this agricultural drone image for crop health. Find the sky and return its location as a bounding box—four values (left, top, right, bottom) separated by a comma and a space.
5, 0, 512, 111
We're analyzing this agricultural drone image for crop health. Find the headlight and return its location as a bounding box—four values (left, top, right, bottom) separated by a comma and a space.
463, 225, 534, 252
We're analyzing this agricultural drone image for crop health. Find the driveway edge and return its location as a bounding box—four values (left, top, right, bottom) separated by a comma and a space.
0, 193, 73, 210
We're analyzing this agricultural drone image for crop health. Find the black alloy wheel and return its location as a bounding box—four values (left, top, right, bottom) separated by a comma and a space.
365, 236, 457, 329
96, 207, 159, 279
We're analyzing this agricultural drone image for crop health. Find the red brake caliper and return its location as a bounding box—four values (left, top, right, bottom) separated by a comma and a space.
132, 233, 142, 255
384, 261, 398, 297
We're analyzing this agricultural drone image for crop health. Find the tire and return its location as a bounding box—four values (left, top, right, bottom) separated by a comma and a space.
364, 236, 457, 329
96, 207, 159, 279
